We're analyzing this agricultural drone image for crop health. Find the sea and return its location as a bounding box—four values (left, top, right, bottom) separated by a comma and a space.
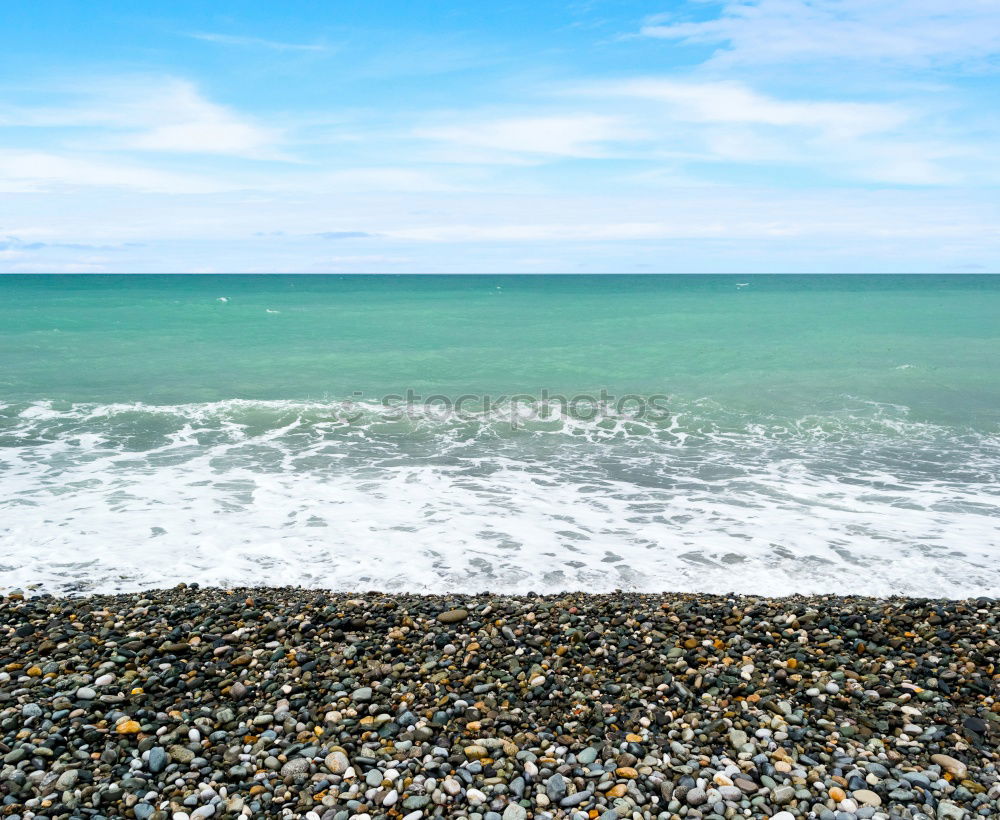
1, 274, 998, 597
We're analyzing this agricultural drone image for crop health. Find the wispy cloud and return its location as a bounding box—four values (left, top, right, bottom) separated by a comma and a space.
0, 70, 987, 197
407, 79, 972, 186
568, 78, 976, 185
3, 182, 998, 272
121, 80, 284, 158
1, 78, 287, 160
319, 167, 464, 192
640, 0, 1000, 70
415, 114, 641, 161
0, 149, 235, 193
592, 79, 908, 137
314, 231, 375, 239
188, 32, 329, 52
0, 235, 133, 251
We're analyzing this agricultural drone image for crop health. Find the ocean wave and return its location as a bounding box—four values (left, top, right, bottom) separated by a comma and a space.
2, 396, 995, 445
0, 398, 998, 598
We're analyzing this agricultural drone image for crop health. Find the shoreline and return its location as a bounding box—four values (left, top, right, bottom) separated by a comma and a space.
2, 587, 997, 819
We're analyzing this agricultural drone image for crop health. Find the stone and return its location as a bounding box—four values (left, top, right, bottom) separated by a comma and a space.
773, 784, 795, 804
148, 746, 168, 773
502, 805, 527, 820
325, 750, 350, 774
686, 788, 707, 806
55, 769, 79, 790
853, 789, 881, 807
718, 785, 743, 802
560, 789, 592, 807
402, 795, 430, 810
931, 754, 968, 778
937, 801, 967, 819
546, 773, 567, 802
281, 758, 310, 777
1, 586, 998, 820
963, 717, 987, 735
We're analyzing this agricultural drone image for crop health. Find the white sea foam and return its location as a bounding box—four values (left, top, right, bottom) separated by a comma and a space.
0, 399, 997, 597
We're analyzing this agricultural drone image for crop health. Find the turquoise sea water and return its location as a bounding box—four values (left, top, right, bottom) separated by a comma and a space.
1, 274, 998, 596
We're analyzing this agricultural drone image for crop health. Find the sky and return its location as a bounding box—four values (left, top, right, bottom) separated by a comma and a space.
1, 0, 999, 273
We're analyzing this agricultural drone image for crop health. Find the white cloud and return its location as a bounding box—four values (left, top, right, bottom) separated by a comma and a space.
598, 79, 908, 138
640, 0, 1000, 69
416, 115, 641, 160
390, 222, 721, 241
320, 167, 463, 192
382, 221, 854, 244
3, 182, 997, 271
404, 79, 975, 186
121, 81, 282, 157
188, 32, 328, 52
570, 78, 974, 185
1, 78, 285, 159
323, 255, 413, 264
0, 150, 235, 193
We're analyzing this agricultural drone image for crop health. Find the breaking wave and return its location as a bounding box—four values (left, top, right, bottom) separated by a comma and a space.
1, 398, 998, 597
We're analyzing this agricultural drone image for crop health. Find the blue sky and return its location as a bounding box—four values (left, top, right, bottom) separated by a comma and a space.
1, 0, 999, 272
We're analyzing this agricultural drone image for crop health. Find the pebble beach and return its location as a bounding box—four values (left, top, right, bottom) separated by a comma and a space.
1, 588, 998, 820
